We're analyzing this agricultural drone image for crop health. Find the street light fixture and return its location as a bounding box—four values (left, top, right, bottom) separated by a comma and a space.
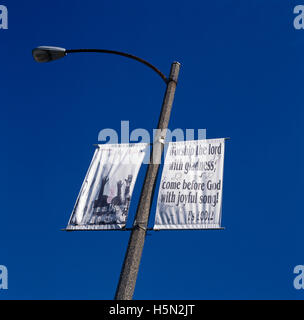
32, 46, 180, 300
32, 46, 67, 63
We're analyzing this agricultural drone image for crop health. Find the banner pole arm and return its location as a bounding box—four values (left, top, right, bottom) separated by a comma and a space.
114, 62, 181, 300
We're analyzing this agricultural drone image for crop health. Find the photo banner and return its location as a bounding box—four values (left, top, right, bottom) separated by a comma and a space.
154, 139, 225, 230
67, 143, 148, 230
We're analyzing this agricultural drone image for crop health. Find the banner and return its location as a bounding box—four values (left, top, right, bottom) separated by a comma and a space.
67, 143, 148, 230
154, 139, 225, 230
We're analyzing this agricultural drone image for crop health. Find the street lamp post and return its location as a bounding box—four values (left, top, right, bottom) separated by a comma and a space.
32, 46, 181, 300
115, 61, 180, 300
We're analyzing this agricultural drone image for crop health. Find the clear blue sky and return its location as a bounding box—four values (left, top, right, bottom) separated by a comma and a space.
0, 0, 303, 300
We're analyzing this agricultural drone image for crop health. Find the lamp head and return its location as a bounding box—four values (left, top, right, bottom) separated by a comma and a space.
32, 46, 67, 63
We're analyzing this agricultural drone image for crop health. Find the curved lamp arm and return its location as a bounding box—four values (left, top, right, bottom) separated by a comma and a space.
32, 46, 168, 84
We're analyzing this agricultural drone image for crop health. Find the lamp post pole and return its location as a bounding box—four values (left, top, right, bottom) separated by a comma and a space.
32, 46, 180, 300
115, 61, 180, 300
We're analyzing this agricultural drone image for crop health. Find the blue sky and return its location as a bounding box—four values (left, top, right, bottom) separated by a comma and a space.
0, 0, 303, 299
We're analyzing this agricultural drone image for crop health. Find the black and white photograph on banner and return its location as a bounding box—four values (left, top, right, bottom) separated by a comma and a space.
67, 144, 148, 230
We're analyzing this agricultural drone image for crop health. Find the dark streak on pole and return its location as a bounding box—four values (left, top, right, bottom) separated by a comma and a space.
114, 62, 181, 300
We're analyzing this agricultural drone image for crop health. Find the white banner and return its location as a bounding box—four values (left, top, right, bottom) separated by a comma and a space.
154, 139, 225, 230
67, 143, 148, 230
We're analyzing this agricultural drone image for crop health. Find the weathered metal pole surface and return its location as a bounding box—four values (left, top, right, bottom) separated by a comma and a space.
114, 62, 181, 300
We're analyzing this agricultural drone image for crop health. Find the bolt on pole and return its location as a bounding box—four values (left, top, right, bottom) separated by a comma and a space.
114, 61, 181, 300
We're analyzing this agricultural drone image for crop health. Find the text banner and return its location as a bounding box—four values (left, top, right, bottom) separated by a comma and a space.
154, 139, 225, 230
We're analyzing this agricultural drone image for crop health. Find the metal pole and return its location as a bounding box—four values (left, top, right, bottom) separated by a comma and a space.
114, 61, 181, 300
